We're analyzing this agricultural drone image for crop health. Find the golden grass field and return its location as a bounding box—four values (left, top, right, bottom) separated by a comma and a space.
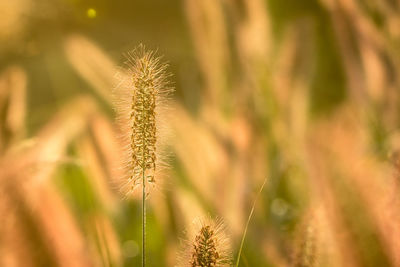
1, 0, 400, 266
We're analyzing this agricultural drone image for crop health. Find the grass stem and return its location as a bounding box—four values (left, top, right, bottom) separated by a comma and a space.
235, 178, 267, 267
142, 168, 146, 267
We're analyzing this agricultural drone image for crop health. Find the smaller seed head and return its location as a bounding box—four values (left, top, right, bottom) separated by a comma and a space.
178, 217, 232, 267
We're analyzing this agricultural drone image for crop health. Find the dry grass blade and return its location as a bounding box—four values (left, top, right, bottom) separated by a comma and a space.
64, 34, 118, 103
0, 155, 93, 267
0, 66, 26, 154
184, 0, 230, 108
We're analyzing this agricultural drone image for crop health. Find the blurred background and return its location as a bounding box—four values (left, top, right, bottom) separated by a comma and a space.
1, 0, 400, 266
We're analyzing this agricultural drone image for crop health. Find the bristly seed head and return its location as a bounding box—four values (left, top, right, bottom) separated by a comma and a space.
191, 225, 220, 267
115, 44, 172, 196
130, 49, 158, 184
178, 218, 232, 267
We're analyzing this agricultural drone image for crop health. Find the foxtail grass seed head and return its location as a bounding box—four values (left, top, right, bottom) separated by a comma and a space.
178, 218, 232, 267
115, 44, 172, 196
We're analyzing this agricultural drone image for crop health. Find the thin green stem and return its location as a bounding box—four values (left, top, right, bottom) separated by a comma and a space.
142, 167, 146, 267
235, 179, 267, 267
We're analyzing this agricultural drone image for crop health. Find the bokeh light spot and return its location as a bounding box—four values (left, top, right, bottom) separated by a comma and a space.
122, 240, 139, 258
87, 8, 96, 19
271, 198, 289, 217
